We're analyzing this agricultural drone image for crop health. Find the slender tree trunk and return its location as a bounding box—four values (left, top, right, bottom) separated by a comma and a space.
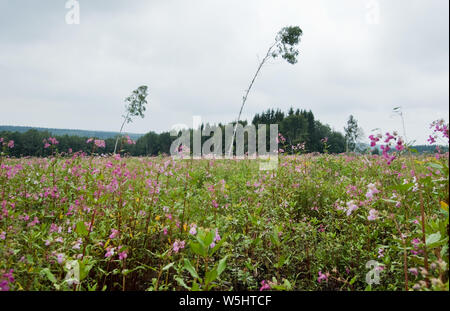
227, 41, 277, 157
114, 112, 129, 154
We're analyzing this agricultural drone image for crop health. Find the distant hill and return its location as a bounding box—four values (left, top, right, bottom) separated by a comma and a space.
0, 125, 144, 141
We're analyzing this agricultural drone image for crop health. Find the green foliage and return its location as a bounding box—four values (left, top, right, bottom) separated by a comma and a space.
0, 151, 448, 291
123, 86, 149, 123
272, 26, 303, 64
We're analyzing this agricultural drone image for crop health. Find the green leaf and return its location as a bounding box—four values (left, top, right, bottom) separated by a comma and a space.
210, 233, 228, 256
183, 258, 199, 279
190, 242, 206, 257
205, 269, 218, 286
175, 277, 191, 290
217, 255, 228, 276
162, 262, 174, 271
204, 230, 215, 248
349, 275, 358, 285
426, 232, 441, 246
75, 221, 89, 237
427, 163, 443, 170
282, 279, 292, 290
191, 281, 200, 291
40, 268, 57, 284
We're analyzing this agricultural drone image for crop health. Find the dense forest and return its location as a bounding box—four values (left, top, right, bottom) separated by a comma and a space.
0, 125, 143, 141
0, 108, 445, 157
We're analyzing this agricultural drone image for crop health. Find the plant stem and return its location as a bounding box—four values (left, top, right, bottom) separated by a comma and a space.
228, 41, 277, 157
114, 112, 130, 154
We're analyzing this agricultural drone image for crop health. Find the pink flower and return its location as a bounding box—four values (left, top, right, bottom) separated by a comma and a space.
365, 183, 380, 199
395, 139, 405, 151
105, 247, 115, 258
318, 271, 328, 283
109, 229, 119, 239
408, 268, 418, 276
367, 209, 379, 221
173, 240, 185, 253
72, 239, 82, 250
384, 132, 395, 143
125, 136, 136, 145
7, 140, 14, 148
345, 201, 358, 216
56, 253, 65, 264
214, 229, 221, 242
189, 224, 197, 235
94, 140, 106, 148
0, 232, 5, 240
119, 250, 128, 260
260, 280, 271, 291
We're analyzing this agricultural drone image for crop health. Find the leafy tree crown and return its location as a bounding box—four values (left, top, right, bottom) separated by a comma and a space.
272, 26, 303, 64
124, 85, 149, 123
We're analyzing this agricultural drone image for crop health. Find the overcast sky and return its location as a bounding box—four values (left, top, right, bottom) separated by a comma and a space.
0, 0, 448, 144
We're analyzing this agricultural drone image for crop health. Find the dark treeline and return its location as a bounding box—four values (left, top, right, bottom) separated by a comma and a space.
0, 108, 365, 157
0, 125, 143, 141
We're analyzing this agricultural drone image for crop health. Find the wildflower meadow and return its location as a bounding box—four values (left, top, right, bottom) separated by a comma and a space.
0, 122, 448, 292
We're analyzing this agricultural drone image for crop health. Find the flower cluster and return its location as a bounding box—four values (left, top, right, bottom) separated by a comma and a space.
317, 271, 329, 283
125, 135, 136, 145
369, 131, 405, 165
365, 183, 380, 200
173, 240, 186, 253
189, 223, 197, 235
43, 137, 59, 149
0, 269, 15, 291
86, 138, 106, 149
210, 229, 221, 248
367, 209, 379, 221
428, 119, 449, 144
259, 280, 271, 291
0, 138, 14, 149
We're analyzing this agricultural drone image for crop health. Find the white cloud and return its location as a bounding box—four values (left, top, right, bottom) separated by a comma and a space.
0, 0, 448, 144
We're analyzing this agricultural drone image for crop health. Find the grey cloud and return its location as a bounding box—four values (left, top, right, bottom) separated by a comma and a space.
0, 0, 448, 144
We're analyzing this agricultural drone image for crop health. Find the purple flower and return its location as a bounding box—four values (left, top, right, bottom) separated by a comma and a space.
408, 268, 418, 276
260, 280, 270, 291
173, 240, 185, 253
94, 140, 106, 148
189, 224, 197, 235
109, 229, 119, 239
367, 209, 379, 221
318, 271, 328, 283
56, 253, 65, 264
105, 247, 115, 258
345, 201, 358, 216
119, 251, 128, 260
